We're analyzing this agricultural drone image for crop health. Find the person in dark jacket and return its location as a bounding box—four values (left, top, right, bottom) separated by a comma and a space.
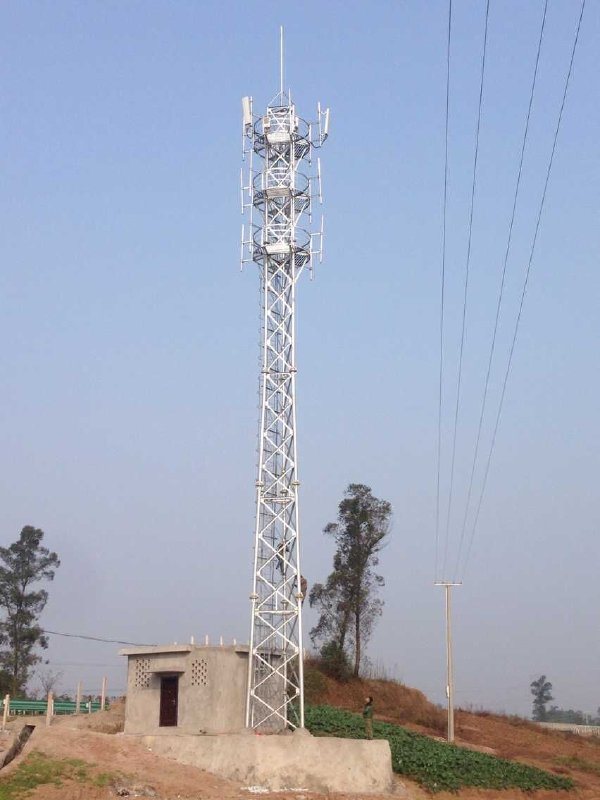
363, 695, 374, 739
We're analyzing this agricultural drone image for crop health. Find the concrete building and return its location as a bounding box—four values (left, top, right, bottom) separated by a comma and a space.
120, 644, 249, 735
121, 642, 394, 794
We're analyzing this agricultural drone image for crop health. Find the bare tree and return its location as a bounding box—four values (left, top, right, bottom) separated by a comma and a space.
36, 668, 63, 698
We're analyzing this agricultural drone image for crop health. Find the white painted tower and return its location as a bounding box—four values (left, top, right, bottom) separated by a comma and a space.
240, 30, 329, 730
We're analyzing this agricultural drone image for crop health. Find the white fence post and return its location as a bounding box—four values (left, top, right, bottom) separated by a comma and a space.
2, 694, 9, 731
101, 676, 107, 711
46, 692, 54, 727
75, 681, 82, 715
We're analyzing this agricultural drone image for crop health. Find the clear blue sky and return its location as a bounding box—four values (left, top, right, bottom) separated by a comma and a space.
1, 0, 598, 715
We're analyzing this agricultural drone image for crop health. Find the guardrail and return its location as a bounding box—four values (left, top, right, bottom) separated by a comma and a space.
1, 682, 110, 730
6, 699, 104, 715
539, 722, 600, 737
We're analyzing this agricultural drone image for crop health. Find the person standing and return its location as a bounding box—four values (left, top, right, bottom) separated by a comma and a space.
363, 695, 374, 739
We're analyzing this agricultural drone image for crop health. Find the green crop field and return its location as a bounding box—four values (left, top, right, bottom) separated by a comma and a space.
305, 705, 573, 793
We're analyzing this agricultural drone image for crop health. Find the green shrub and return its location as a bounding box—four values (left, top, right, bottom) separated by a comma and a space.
318, 642, 352, 681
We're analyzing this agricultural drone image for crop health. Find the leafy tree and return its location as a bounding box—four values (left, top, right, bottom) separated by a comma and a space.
0, 526, 60, 696
0, 669, 11, 696
530, 675, 553, 721
309, 484, 391, 677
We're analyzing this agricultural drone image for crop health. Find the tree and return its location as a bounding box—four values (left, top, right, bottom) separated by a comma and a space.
36, 668, 64, 698
530, 675, 553, 721
309, 484, 391, 677
0, 527, 60, 696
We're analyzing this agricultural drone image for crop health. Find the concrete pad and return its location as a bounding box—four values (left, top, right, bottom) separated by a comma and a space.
139, 731, 393, 794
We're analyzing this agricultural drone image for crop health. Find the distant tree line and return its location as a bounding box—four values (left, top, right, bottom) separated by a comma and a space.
545, 706, 600, 725
530, 674, 599, 725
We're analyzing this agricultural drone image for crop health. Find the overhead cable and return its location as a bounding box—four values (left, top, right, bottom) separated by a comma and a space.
441, 0, 491, 579
452, 0, 549, 580
42, 629, 156, 647
459, 0, 587, 578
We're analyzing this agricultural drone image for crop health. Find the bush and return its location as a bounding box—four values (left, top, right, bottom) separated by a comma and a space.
318, 642, 352, 681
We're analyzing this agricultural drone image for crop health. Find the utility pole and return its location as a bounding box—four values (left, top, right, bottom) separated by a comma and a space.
435, 581, 461, 742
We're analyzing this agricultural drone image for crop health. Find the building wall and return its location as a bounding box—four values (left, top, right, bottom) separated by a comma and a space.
121, 645, 249, 735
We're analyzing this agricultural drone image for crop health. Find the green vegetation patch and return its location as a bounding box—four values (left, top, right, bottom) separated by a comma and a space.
0, 750, 122, 799
305, 705, 574, 793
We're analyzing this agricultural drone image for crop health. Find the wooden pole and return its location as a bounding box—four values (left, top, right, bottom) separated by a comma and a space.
100, 676, 107, 711
2, 694, 9, 731
75, 681, 82, 714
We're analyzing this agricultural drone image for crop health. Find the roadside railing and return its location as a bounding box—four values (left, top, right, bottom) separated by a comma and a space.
539, 722, 600, 737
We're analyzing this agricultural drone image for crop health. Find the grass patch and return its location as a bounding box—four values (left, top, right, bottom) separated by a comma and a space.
304, 663, 328, 704
94, 771, 117, 787
306, 705, 574, 794
0, 751, 122, 799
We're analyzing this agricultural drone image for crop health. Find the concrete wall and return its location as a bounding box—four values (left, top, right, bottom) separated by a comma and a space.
120, 645, 248, 735
140, 732, 394, 794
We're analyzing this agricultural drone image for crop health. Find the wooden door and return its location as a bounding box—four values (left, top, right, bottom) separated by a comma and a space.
159, 676, 179, 727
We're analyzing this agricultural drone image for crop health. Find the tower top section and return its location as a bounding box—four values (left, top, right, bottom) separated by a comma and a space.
239, 28, 330, 279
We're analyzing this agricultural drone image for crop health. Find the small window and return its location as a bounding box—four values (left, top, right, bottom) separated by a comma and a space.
134, 658, 151, 689
191, 659, 208, 687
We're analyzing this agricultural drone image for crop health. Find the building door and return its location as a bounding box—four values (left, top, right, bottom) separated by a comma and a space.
159, 676, 179, 727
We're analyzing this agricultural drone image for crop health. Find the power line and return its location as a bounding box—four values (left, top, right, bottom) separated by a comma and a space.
42, 629, 155, 647
45, 661, 125, 668
460, 0, 587, 578
441, 0, 491, 579
435, 0, 453, 582
452, 0, 549, 580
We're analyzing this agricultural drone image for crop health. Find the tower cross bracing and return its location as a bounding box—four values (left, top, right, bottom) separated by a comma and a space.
241, 80, 329, 730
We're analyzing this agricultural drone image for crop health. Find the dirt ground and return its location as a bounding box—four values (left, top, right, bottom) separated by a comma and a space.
1, 698, 599, 800
0, 709, 406, 800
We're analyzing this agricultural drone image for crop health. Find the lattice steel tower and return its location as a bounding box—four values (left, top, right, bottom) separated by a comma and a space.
240, 31, 329, 731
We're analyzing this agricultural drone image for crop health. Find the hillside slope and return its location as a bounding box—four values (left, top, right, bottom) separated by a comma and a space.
305, 661, 600, 797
